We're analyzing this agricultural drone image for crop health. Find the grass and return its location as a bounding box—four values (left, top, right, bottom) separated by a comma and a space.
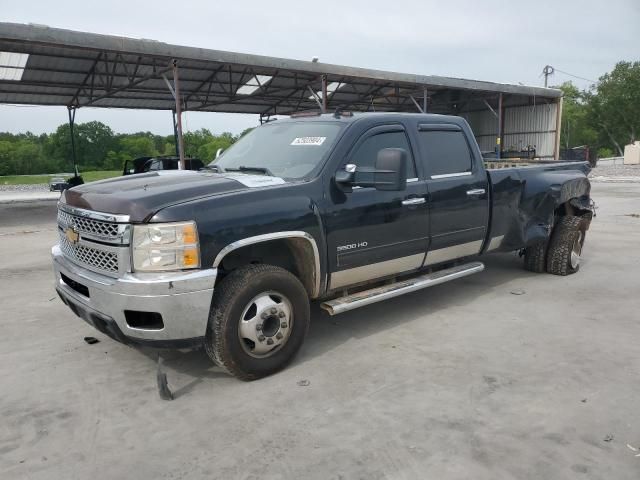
0, 170, 121, 185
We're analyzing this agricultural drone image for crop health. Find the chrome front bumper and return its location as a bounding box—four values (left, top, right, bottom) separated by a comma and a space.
52, 245, 217, 346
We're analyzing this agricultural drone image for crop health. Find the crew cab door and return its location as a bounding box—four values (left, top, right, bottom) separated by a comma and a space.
417, 124, 489, 264
325, 124, 429, 290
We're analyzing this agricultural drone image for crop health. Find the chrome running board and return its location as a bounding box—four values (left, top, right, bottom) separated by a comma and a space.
321, 261, 485, 315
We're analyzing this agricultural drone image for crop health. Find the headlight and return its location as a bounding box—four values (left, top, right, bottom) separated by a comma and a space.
132, 221, 200, 272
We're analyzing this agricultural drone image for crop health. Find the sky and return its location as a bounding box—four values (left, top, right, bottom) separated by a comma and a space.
1, 0, 638, 135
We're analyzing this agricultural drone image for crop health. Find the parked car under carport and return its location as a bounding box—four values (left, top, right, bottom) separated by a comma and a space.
48, 177, 69, 191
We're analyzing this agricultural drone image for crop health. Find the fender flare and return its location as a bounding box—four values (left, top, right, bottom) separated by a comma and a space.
212, 231, 322, 298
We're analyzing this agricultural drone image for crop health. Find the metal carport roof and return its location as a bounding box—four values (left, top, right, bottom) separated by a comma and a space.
0, 22, 561, 118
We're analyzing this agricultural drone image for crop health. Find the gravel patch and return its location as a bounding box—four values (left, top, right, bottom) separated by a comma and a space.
591, 164, 640, 177
0, 184, 50, 192
590, 164, 640, 182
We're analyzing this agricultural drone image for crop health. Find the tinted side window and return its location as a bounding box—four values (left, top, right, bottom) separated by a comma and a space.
351, 131, 417, 179
418, 131, 472, 177
147, 160, 161, 171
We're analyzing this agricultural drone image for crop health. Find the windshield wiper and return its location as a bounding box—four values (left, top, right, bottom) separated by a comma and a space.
224, 166, 274, 176
200, 164, 221, 172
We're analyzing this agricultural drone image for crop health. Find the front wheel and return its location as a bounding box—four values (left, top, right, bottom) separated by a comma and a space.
546, 216, 586, 276
204, 264, 310, 380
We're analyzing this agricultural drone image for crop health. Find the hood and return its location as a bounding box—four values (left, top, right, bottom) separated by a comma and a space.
61, 170, 287, 222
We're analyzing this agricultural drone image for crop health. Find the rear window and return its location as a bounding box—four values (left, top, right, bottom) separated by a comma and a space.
418, 130, 473, 177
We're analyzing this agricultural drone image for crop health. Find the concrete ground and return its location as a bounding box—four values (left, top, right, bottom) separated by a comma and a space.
0, 190, 62, 203
1, 183, 639, 480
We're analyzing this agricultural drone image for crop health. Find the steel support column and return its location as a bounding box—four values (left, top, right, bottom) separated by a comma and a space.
554, 96, 563, 160
321, 75, 328, 113
497, 93, 503, 160
172, 110, 179, 157
172, 60, 186, 170
409, 95, 424, 113
423, 87, 427, 113
67, 106, 79, 177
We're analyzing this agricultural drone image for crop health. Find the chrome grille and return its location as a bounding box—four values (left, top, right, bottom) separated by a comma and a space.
57, 209, 122, 241
57, 205, 130, 276
58, 230, 119, 273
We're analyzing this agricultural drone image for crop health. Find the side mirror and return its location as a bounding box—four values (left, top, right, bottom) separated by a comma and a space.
373, 148, 407, 191
334, 149, 407, 192
334, 164, 356, 192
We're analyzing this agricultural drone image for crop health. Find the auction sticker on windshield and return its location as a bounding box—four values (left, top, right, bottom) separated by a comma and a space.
290, 136, 326, 146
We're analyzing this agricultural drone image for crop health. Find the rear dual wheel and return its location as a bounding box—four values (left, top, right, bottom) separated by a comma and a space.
523, 239, 548, 273
523, 215, 586, 276
546, 216, 586, 276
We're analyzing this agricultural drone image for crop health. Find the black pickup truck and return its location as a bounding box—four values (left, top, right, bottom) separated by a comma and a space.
53, 112, 593, 380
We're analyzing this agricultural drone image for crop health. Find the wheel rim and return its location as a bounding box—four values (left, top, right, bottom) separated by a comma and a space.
238, 291, 293, 358
570, 231, 583, 269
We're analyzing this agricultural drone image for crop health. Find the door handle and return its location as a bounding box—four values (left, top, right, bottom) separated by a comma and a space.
402, 197, 426, 206
466, 189, 486, 196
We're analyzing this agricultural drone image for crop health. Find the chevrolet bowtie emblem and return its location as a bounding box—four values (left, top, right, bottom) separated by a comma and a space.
65, 226, 79, 244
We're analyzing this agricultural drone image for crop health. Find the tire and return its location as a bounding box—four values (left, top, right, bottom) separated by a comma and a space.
546, 216, 586, 276
204, 264, 310, 380
524, 239, 548, 273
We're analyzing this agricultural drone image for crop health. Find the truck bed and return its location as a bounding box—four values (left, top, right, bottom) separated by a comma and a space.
485, 161, 591, 253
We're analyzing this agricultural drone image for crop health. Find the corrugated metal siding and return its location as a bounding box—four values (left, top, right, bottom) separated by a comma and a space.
460, 102, 558, 158
503, 103, 557, 158
460, 110, 498, 153
461, 110, 498, 136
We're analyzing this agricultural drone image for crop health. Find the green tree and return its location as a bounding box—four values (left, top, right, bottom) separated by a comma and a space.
239, 127, 255, 138
586, 61, 640, 156
118, 136, 158, 159
183, 128, 214, 157
555, 82, 597, 149
104, 151, 125, 171
75, 121, 116, 169
197, 136, 235, 162
14, 141, 41, 174
43, 121, 115, 172
0, 141, 15, 176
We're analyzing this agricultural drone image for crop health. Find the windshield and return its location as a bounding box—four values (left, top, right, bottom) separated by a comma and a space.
211, 121, 343, 179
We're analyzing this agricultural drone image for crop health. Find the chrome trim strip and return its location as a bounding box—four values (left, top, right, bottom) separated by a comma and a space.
431, 226, 484, 238
353, 177, 419, 190
418, 123, 462, 132
213, 231, 322, 298
401, 197, 426, 206
78, 226, 131, 246
322, 262, 485, 315
58, 203, 131, 223
330, 253, 424, 290
486, 235, 505, 252
425, 240, 483, 265
430, 172, 473, 179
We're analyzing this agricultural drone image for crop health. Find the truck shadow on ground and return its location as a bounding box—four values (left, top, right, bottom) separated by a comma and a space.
134, 252, 529, 396
299, 252, 528, 364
